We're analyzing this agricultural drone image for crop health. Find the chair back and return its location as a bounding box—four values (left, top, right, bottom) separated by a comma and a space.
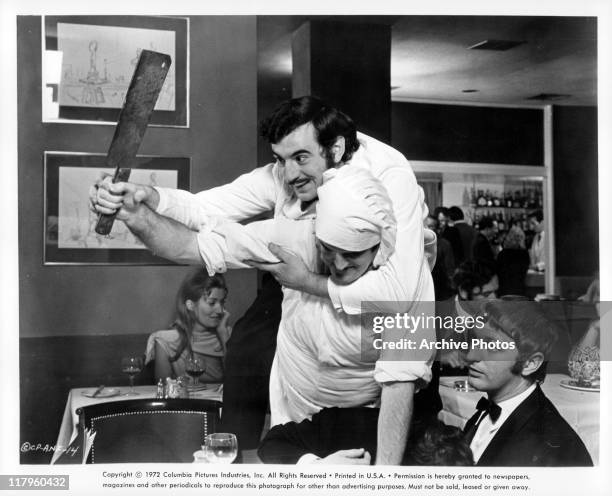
77, 398, 221, 463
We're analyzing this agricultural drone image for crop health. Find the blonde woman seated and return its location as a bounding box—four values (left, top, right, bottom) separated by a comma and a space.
145, 270, 231, 383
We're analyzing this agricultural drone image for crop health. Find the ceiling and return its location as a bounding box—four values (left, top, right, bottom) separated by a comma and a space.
258, 15, 597, 107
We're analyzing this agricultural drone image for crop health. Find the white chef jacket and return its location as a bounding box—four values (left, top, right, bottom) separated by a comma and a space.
154, 132, 436, 424
155, 132, 435, 314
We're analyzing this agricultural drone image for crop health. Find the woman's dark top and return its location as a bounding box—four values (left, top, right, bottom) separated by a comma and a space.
496, 248, 530, 297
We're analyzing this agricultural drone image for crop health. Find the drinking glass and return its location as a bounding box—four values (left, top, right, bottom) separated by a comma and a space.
203, 433, 238, 464
121, 356, 143, 396
185, 357, 206, 389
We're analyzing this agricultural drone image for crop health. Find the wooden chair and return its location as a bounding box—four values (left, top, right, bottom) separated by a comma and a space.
77, 398, 221, 463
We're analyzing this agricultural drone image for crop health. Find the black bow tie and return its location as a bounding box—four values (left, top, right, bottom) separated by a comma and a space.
475, 396, 502, 422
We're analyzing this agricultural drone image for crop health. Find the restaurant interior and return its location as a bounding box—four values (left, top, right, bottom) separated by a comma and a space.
17, 15, 599, 465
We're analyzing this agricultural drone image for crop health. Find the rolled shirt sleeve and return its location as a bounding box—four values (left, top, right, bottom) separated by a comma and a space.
196, 217, 315, 277
372, 299, 437, 387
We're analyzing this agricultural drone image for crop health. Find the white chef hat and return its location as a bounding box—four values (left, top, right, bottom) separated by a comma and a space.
315, 166, 396, 268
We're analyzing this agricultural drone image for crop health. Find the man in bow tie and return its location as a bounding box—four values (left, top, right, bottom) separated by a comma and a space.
463, 300, 592, 466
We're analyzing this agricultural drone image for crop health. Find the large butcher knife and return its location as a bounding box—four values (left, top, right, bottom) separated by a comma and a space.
94, 49, 171, 235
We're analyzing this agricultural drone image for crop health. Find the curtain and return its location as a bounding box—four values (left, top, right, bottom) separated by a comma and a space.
418, 179, 442, 212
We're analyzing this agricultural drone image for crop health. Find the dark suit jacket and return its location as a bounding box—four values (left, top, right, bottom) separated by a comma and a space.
476, 386, 593, 467
496, 248, 529, 296
441, 226, 464, 265
453, 222, 477, 263
220, 274, 283, 450
472, 232, 495, 264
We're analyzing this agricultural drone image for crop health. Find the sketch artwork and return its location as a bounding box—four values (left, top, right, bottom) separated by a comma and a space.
57, 22, 176, 111
57, 167, 178, 250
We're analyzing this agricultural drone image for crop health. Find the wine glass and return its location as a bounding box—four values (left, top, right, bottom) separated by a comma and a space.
203, 433, 238, 464
185, 357, 206, 390
121, 356, 143, 396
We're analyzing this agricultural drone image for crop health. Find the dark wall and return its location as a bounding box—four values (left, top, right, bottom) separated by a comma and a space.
392, 101, 599, 279
552, 106, 599, 277
293, 21, 391, 142
392, 101, 544, 165
18, 16, 259, 338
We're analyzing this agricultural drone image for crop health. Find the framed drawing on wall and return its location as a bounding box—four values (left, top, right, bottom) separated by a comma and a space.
42, 15, 189, 127
44, 152, 190, 265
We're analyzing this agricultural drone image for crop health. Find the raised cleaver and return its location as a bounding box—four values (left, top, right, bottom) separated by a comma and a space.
94, 49, 171, 235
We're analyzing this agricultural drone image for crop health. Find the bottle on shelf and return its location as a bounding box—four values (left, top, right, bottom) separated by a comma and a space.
477, 190, 487, 207
462, 187, 471, 207
537, 188, 543, 208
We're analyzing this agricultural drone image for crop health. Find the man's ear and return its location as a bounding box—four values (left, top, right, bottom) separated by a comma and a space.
330, 136, 346, 164
521, 352, 545, 377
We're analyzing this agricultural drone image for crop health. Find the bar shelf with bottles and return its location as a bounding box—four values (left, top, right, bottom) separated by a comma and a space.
466, 184, 543, 232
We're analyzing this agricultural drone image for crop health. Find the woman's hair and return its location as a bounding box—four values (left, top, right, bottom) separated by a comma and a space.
170, 270, 227, 361
503, 225, 526, 249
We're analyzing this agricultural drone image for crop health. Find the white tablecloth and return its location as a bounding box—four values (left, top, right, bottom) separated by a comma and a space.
50, 384, 222, 464
438, 374, 599, 464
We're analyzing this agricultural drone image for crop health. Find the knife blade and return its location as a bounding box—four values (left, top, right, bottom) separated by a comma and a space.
92, 385, 105, 398
94, 49, 172, 235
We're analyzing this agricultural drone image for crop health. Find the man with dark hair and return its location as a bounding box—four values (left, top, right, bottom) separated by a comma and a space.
448, 206, 477, 264
452, 259, 498, 301
411, 420, 474, 466
434, 206, 464, 265
472, 216, 496, 264
425, 215, 455, 300
463, 300, 592, 466
433, 206, 449, 231
527, 209, 545, 271
90, 96, 435, 465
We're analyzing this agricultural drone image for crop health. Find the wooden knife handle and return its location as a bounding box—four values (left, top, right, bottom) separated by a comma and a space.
95, 168, 133, 235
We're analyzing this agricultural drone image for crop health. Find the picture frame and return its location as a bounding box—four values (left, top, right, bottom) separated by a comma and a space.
44, 152, 190, 265
42, 15, 189, 127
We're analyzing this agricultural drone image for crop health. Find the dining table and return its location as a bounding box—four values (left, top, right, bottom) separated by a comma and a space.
50, 384, 222, 464
438, 374, 599, 464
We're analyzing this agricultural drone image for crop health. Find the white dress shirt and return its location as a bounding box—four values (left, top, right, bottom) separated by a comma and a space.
470, 383, 537, 463
529, 231, 545, 269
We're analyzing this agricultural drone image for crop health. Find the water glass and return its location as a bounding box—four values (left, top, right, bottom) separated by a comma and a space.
203, 433, 238, 464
